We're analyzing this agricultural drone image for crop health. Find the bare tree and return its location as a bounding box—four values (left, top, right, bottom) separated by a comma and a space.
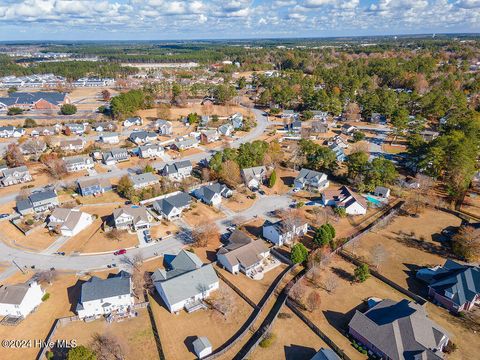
289, 281, 306, 307
21, 139, 46, 161
106, 229, 124, 242
219, 160, 242, 187
279, 208, 306, 244
305, 291, 321, 312
90, 332, 125, 360
5, 143, 25, 167
192, 223, 220, 248
323, 273, 339, 293
34, 269, 57, 285
371, 244, 387, 270
205, 286, 236, 319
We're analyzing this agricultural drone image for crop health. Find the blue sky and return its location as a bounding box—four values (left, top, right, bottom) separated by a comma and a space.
0, 0, 479, 40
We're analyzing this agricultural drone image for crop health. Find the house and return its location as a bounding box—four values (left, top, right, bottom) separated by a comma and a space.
229, 112, 244, 129
161, 160, 193, 181
129, 172, 158, 190
192, 183, 232, 206
123, 116, 142, 128
284, 120, 302, 133
328, 135, 349, 149
152, 250, 219, 313
60, 138, 85, 152
370, 113, 387, 124
47, 208, 93, 236
0, 281, 44, 318
341, 124, 356, 135
92, 122, 116, 132
77, 178, 112, 196
139, 144, 164, 159
328, 143, 346, 162
373, 186, 391, 199
76, 271, 134, 320
294, 168, 329, 191
153, 192, 192, 220
102, 148, 129, 165
99, 132, 119, 144
155, 119, 173, 135
16, 188, 59, 215
0, 126, 24, 138
33, 126, 57, 137
417, 260, 480, 313
262, 219, 308, 246
322, 186, 367, 215
112, 206, 152, 230
63, 155, 94, 173
200, 115, 210, 126
241, 166, 267, 190
129, 131, 157, 145
348, 298, 449, 360
0, 166, 32, 187
311, 348, 340, 360
420, 130, 439, 142
218, 123, 234, 137
0, 91, 69, 110
170, 138, 199, 151
311, 121, 328, 134
200, 129, 219, 144
193, 337, 212, 359
64, 123, 85, 135
311, 111, 328, 121
217, 230, 270, 276
281, 110, 296, 119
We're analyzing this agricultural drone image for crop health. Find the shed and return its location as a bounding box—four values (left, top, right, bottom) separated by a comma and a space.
192, 336, 212, 359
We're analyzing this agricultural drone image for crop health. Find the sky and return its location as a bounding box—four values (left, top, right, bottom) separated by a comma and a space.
0, 0, 479, 41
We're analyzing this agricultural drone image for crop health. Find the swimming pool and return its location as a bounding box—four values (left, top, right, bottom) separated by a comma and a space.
365, 196, 382, 205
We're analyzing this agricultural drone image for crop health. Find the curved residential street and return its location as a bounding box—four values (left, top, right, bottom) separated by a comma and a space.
0, 107, 273, 276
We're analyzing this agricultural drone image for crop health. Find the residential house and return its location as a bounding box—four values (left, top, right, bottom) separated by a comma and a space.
373, 186, 391, 199
129, 131, 157, 145
20, 139, 47, 157
123, 117, 142, 128
153, 192, 192, 220
139, 144, 164, 159
217, 230, 270, 276
229, 112, 244, 129
102, 148, 129, 165
0, 126, 24, 138
161, 160, 193, 181
16, 188, 59, 215
284, 120, 302, 133
0, 91, 69, 110
0, 166, 32, 187
32, 126, 57, 137
77, 178, 112, 196
294, 168, 330, 191
328, 135, 349, 149
241, 166, 267, 190
129, 172, 158, 190
200, 129, 219, 144
417, 260, 480, 313
348, 299, 449, 360
60, 138, 85, 152
170, 138, 199, 151
341, 124, 356, 135
64, 123, 85, 135
218, 123, 234, 137
112, 206, 152, 230
63, 155, 94, 173
322, 186, 367, 215
152, 250, 219, 313
262, 219, 308, 246
311, 349, 340, 360
192, 183, 232, 206
328, 143, 346, 162
47, 208, 93, 236
311, 121, 328, 134
200, 115, 210, 126
93, 122, 116, 132
420, 130, 439, 142
76, 271, 134, 320
281, 110, 296, 119
155, 119, 173, 135
370, 113, 387, 124
193, 337, 212, 359
311, 111, 328, 121
99, 132, 119, 144
0, 281, 44, 318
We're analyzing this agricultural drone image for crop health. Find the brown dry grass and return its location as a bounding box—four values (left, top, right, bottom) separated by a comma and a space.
150, 280, 252, 360
150, 222, 180, 239
222, 192, 256, 212
137, 104, 253, 122
0, 222, 55, 251
76, 191, 125, 205
183, 202, 225, 227
262, 167, 297, 196
51, 309, 158, 360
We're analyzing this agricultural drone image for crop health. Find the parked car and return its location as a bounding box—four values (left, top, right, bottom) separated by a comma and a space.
114, 249, 127, 255
0, 214, 9, 219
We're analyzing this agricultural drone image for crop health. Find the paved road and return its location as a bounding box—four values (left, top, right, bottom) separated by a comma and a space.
0, 107, 272, 273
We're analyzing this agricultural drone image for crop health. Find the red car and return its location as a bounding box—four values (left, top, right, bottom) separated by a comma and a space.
114, 249, 126, 255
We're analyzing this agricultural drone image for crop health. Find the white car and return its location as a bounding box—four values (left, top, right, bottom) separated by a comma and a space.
292, 188, 300, 193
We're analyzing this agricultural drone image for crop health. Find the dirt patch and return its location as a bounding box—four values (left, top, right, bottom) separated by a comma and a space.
0, 222, 55, 251
223, 191, 256, 213
262, 167, 297, 196
183, 202, 225, 227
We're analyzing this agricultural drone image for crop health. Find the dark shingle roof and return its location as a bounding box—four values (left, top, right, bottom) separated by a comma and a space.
80, 271, 131, 302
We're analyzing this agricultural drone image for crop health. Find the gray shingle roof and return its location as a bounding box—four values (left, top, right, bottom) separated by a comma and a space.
129, 172, 158, 187
79, 271, 131, 303
154, 192, 192, 216
0, 283, 31, 305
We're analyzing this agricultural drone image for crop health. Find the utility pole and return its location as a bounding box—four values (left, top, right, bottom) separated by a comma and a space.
12, 260, 25, 274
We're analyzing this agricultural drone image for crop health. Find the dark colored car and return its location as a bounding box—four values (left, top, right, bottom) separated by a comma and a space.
114, 249, 127, 255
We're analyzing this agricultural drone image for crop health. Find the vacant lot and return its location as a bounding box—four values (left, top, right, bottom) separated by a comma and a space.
0, 221, 55, 251
250, 306, 330, 360
343, 208, 462, 294
51, 309, 158, 360
222, 191, 256, 212
183, 202, 225, 227
262, 167, 297, 196
150, 280, 252, 360
76, 191, 125, 205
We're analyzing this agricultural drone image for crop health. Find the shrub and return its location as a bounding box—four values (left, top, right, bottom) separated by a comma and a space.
7, 107, 23, 115
444, 340, 457, 354
25, 218, 34, 226
42, 293, 50, 302
354, 264, 370, 283
60, 104, 78, 115
259, 332, 276, 348
278, 312, 292, 319
24, 118, 37, 128
334, 207, 347, 217
291, 243, 309, 264
268, 170, 277, 188
295, 201, 304, 208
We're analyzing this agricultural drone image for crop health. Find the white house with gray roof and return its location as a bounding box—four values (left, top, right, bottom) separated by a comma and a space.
123, 116, 142, 128
63, 155, 94, 173
152, 250, 219, 313
76, 271, 134, 320
112, 206, 152, 230
348, 298, 449, 360
0, 281, 44, 318
170, 138, 199, 151
262, 219, 308, 246
0, 126, 24, 138
99, 132, 119, 144
161, 160, 192, 181
129, 131, 157, 145
229, 112, 244, 129
129, 172, 158, 190
294, 168, 330, 191
154, 119, 173, 135
241, 166, 267, 190
153, 192, 192, 220
218, 123, 234, 137
47, 208, 93, 237
102, 148, 129, 165
139, 144, 164, 159
192, 182, 232, 206
0, 165, 32, 187
16, 188, 59, 215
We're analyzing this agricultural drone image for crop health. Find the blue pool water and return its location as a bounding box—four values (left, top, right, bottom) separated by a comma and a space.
366, 196, 382, 205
